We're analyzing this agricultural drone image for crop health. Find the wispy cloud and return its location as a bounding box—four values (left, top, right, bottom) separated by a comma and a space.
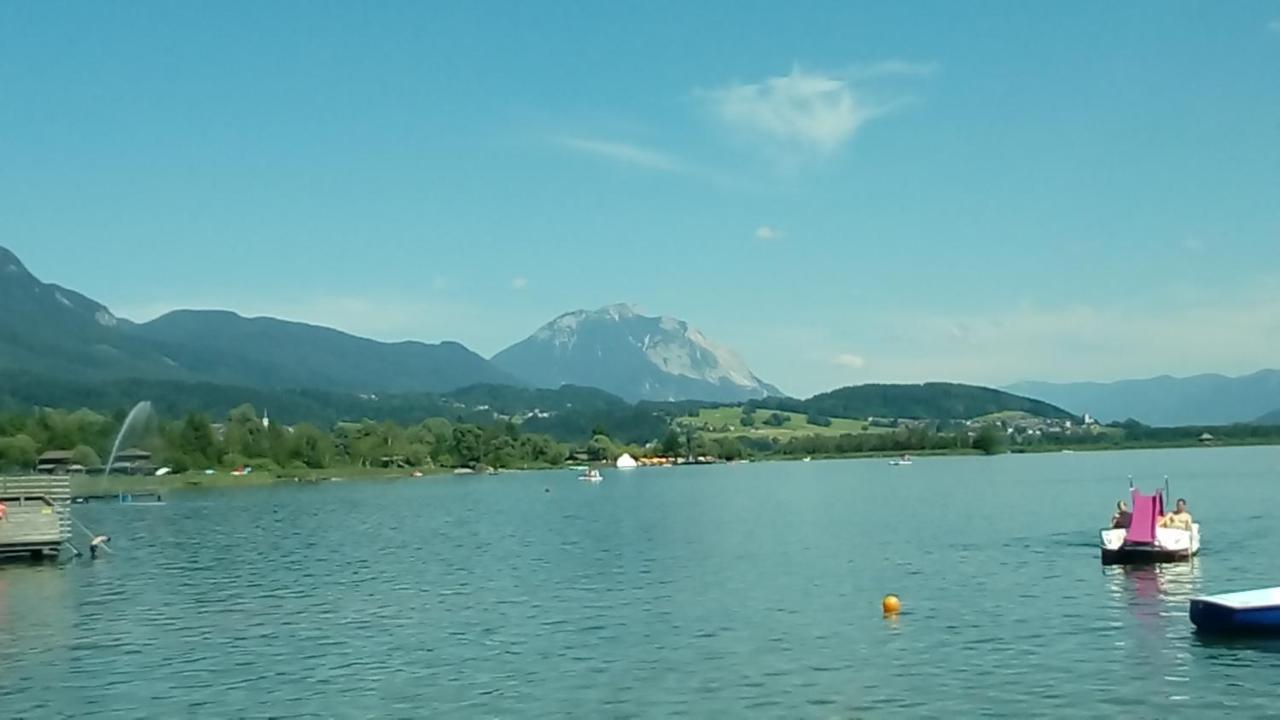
703, 67, 880, 156
556, 136, 689, 173
511, 276, 529, 291
755, 225, 784, 241
862, 283, 1280, 385
833, 353, 867, 369
849, 59, 939, 78
1269, 18, 1280, 33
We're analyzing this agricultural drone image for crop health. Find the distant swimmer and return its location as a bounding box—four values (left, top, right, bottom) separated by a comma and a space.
89, 535, 111, 559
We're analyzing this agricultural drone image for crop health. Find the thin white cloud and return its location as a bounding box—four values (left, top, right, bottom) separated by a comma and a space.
746, 278, 1280, 396
704, 67, 879, 156
850, 59, 939, 78
833, 353, 867, 369
511, 276, 529, 291
1269, 18, 1280, 33
862, 282, 1280, 385
755, 225, 784, 241
556, 136, 688, 173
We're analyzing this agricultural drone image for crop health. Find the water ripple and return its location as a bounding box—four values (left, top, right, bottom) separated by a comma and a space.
2, 452, 1280, 716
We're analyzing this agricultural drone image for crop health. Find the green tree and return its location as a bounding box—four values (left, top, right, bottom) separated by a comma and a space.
451, 424, 484, 466
70, 444, 101, 467
224, 404, 269, 459
714, 436, 744, 461
659, 428, 683, 456
174, 413, 220, 468
291, 423, 338, 468
763, 412, 790, 427
806, 413, 833, 427
0, 434, 38, 471
586, 434, 616, 461
972, 425, 1006, 455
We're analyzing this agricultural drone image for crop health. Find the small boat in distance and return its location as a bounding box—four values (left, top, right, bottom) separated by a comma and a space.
1100, 484, 1200, 564
889, 455, 913, 466
1191, 587, 1280, 635
579, 468, 603, 483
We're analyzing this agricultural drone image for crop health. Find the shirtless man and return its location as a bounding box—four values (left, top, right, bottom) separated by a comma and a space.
1160, 498, 1193, 531
1110, 500, 1132, 529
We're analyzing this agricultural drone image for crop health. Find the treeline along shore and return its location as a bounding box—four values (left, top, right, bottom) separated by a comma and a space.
2, 399, 1280, 491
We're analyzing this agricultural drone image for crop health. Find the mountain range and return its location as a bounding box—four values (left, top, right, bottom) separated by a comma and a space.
1, 246, 513, 393
0, 244, 1098, 428
1, 245, 779, 402
1006, 370, 1280, 426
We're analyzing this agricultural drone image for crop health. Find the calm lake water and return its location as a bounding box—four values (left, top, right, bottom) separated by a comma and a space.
2, 447, 1280, 718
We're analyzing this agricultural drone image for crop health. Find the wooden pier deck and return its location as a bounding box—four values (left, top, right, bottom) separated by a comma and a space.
0, 476, 72, 558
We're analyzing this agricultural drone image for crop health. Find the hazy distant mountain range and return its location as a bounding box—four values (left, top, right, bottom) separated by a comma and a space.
1, 245, 780, 402
492, 304, 782, 403
1006, 370, 1280, 426
0, 246, 514, 394
0, 244, 1079, 426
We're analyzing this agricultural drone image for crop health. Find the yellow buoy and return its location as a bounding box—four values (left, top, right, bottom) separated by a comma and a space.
882, 594, 902, 615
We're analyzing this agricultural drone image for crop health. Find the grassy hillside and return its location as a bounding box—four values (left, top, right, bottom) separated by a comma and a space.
680, 406, 888, 439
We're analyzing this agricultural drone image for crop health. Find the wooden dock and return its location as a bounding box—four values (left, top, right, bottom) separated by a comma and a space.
0, 476, 72, 559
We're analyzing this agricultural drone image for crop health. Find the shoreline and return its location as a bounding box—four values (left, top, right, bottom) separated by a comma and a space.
51, 439, 1280, 497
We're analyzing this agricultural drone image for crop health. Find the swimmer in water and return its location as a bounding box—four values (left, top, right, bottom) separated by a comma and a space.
89, 535, 111, 558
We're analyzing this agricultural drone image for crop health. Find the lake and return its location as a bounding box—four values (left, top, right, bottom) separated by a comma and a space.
2, 446, 1279, 718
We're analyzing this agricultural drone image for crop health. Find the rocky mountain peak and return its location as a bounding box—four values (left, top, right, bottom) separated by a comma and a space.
494, 304, 781, 402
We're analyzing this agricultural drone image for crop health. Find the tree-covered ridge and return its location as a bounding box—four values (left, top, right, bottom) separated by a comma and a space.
754, 382, 1075, 421
0, 405, 569, 474
0, 372, 1079, 450
0, 245, 518, 395
127, 310, 519, 394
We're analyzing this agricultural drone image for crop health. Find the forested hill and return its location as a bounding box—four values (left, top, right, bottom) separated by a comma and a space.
0, 372, 671, 444
0, 245, 518, 395
128, 310, 519, 394
0, 371, 1074, 448
755, 382, 1076, 421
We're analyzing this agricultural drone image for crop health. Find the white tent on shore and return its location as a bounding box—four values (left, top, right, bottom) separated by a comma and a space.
615, 453, 638, 470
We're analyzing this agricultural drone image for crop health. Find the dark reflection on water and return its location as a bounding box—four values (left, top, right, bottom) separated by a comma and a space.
1, 447, 1279, 718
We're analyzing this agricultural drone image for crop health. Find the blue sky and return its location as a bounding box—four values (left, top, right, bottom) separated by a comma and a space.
2, 2, 1278, 396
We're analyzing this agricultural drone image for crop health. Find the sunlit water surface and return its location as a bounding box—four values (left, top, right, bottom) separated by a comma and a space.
3, 447, 1280, 718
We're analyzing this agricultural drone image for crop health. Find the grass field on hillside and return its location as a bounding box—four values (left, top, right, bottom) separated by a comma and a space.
680, 406, 888, 439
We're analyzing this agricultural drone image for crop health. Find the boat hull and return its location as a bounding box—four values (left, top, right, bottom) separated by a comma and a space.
1099, 525, 1199, 565
1191, 591, 1280, 635
1100, 546, 1196, 565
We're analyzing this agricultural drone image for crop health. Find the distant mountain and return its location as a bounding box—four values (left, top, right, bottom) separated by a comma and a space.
492, 304, 782, 403
1006, 370, 1280, 426
0, 245, 517, 395
1255, 408, 1280, 425
757, 382, 1075, 421
127, 310, 519, 394
0, 246, 187, 381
